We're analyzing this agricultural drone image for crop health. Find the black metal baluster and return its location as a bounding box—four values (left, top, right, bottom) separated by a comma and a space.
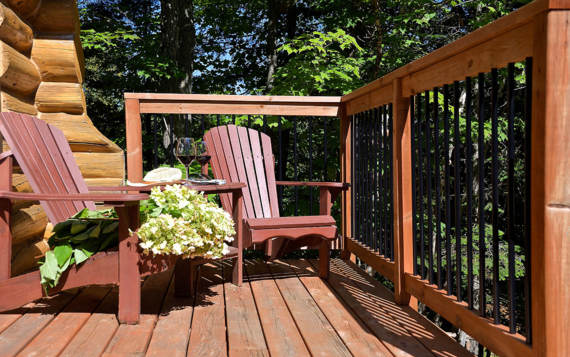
434, 87, 442, 287
389, 104, 395, 260
417, 94, 426, 279
362, 112, 369, 247
425, 91, 434, 284
376, 107, 383, 253
466, 76, 474, 308
152, 116, 158, 168
444, 85, 452, 294
371, 109, 377, 252
217, 114, 221, 127
378, 106, 385, 254
524, 57, 533, 343
201, 114, 205, 134
410, 97, 418, 274
278, 116, 283, 207
169, 115, 175, 166
323, 117, 328, 181
507, 63, 516, 333
369, 110, 375, 249
184, 114, 189, 137
247, 115, 252, 127
478, 72, 486, 317
309, 118, 314, 215
232, 115, 236, 125
491, 68, 500, 324
351, 114, 356, 242
380, 105, 390, 256
454, 81, 463, 301
355, 113, 361, 243
293, 116, 299, 215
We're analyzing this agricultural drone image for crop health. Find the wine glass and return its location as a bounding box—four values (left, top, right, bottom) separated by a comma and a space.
175, 137, 195, 184
195, 141, 211, 179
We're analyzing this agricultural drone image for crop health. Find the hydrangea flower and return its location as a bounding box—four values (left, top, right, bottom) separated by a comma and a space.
137, 185, 236, 259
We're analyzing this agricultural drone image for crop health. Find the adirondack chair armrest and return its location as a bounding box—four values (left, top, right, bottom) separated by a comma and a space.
275, 181, 349, 189
276, 181, 349, 215
0, 191, 148, 205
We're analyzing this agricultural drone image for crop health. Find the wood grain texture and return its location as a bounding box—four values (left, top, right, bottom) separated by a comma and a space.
59, 288, 119, 357
289, 259, 391, 357
223, 261, 269, 357
187, 263, 227, 357
31, 38, 83, 83
0, 91, 36, 115
0, 41, 40, 96
268, 260, 351, 357
0, 4, 33, 53
16, 286, 111, 357
244, 260, 310, 357
530, 10, 570, 357
35, 82, 85, 114
125, 98, 142, 183
345, 237, 395, 280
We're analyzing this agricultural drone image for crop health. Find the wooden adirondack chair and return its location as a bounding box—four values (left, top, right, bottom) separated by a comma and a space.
0, 113, 188, 324
204, 125, 347, 278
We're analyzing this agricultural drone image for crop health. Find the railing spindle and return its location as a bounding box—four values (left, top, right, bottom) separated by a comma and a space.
425, 91, 434, 284
507, 62, 516, 333
491, 67, 500, 324
434, 87, 442, 288
444, 85, 452, 295
477, 72, 486, 317
454, 81, 462, 302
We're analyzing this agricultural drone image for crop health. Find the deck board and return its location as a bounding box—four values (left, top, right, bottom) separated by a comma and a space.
2, 258, 470, 357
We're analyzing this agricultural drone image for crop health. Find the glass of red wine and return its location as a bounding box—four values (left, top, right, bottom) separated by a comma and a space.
195, 141, 211, 179
175, 137, 196, 184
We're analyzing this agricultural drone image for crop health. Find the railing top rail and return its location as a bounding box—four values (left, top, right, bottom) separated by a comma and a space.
342, 0, 564, 103
124, 93, 341, 104
124, 93, 341, 116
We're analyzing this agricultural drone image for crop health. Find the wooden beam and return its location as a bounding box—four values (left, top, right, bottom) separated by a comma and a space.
339, 103, 351, 258
345, 83, 392, 115
530, 10, 570, 357
391, 78, 413, 305
404, 273, 532, 357
345, 237, 395, 280
125, 98, 142, 183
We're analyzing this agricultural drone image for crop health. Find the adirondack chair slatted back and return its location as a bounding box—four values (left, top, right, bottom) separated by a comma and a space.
0, 113, 95, 224
205, 125, 279, 219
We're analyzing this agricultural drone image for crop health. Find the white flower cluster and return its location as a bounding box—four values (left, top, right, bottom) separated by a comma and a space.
138, 185, 235, 259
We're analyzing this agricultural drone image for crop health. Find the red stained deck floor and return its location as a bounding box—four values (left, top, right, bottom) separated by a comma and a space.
0, 259, 471, 357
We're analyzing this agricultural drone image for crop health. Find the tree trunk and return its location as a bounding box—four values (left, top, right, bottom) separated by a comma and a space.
265, 0, 280, 91
372, 0, 383, 78
160, 0, 195, 93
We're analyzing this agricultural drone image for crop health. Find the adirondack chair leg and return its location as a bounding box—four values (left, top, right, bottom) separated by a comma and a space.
319, 240, 331, 280
232, 190, 243, 286
0, 155, 12, 281
117, 205, 141, 324
175, 258, 200, 297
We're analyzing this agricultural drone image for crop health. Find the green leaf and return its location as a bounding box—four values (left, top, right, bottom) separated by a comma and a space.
53, 245, 73, 266
74, 248, 91, 265
40, 251, 59, 283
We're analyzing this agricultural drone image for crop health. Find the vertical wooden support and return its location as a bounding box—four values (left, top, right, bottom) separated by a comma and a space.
392, 78, 414, 305
319, 187, 333, 216
530, 10, 570, 357
339, 103, 353, 260
0, 155, 12, 281
125, 98, 143, 183
117, 204, 141, 324
232, 190, 243, 286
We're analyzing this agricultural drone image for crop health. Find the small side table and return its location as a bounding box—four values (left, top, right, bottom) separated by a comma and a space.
172, 182, 245, 297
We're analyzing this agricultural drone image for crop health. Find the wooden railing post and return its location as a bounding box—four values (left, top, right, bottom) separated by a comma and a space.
392, 78, 414, 305
125, 98, 143, 183
530, 9, 570, 357
340, 102, 353, 260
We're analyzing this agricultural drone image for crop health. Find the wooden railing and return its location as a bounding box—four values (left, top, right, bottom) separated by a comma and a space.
124, 94, 344, 244
339, 1, 569, 356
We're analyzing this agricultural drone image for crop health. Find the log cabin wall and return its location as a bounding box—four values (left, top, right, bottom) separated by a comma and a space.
0, 0, 125, 275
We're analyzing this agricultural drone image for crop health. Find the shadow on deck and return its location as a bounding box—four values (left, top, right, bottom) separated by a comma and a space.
0, 259, 470, 357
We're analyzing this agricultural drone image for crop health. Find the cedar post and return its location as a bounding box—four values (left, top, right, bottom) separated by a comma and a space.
117, 204, 141, 324
392, 78, 414, 305
339, 102, 353, 260
530, 9, 570, 357
125, 97, 143, 183
0, 155, 12, 281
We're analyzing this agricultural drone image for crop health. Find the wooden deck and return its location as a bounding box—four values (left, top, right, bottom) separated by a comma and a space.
0, 258, 470, 357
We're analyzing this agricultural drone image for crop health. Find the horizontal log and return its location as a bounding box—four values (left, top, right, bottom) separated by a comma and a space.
11, 237, 49, 276
11, 203, 48, 245
0, 90, 36, 114
74, 151, 125, 179
39, 113, 122, 153
0, 41, 41, 95
1, 0, 42, 20
0, 3, 33, 53
31, 0, 76, 33
35, 82, 85, 114
31, 38, 82, 83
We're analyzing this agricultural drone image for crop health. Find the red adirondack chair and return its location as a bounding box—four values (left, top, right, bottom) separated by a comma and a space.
204, 125, 347, 278
0, 113, 220, 324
